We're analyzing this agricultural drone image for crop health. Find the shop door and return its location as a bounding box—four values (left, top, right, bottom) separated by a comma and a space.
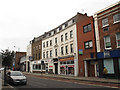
90, 64, 95, 77
54, 63, 58, 74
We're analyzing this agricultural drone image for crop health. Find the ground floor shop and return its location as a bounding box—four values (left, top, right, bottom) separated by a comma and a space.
97, 50, 120, 79
59, 55, 76, 76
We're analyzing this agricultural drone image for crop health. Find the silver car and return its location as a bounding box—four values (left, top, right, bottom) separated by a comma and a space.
6, 71, 27, 85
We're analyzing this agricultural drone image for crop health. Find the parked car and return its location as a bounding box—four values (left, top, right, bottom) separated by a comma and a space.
6, 71, 27, 85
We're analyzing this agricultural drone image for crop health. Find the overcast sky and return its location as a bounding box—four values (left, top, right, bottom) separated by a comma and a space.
0, 0, 119, 52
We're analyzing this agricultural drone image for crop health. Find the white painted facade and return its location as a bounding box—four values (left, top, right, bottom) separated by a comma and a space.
41, 20, 78, 76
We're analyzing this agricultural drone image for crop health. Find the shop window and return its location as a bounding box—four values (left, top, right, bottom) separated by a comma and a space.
113, 13, 120, 23
104, 36, 111, 49
102, 18, 109, 27
116, 33, 120, 48
104, 59, 114, 74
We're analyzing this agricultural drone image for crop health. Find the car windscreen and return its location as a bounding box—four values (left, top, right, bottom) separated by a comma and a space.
11, 72, 23, 76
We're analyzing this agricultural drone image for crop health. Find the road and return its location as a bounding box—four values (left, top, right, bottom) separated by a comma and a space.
11, 74, 116, 90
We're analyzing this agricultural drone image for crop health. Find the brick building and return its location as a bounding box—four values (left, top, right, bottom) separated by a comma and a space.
76, 14, 97, 77
94, 1, 120, 78
15, 52, 26, 70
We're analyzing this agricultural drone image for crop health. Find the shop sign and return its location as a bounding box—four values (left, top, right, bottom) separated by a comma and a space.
68, 65, 74, 67
49, 66, 53, 67
79, 49, 83, 55
104, 50, 110, 58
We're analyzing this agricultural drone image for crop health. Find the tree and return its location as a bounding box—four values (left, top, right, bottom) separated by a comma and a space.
2, 49, 15, 68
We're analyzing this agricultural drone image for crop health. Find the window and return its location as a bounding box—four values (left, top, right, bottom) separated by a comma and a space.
36, 54, 37, 59
46, 41, 48, 47
39, 45, 41, 49
84, 40, 93, 49
70, 30, 73, 38
113, 13, 120, 23
59, 26, 62, 31
61, 47, 64, 55
61, 35, 63, 42
102, 18, 109, 27
103, 27, 109, 31
104, 59, 114, 74
39, 53, 40, 59
50, 50, 52, 57
65, 23, 68, 27
43, 42, 45, 48
46, 51, 48, 58
65, 45, 68, 54
70, 44, 73, 53
50, 40, 52, 46
43, 52, 45, 58
55, 49, 57, 56
54, 30, 56, 34
116, 33, 120, 48
49, 32, 51, 36
36, 46, 38, 51
83, 24, 91, 33
55, 37, 57, 44
65, 33, 68, 40
104, 36, 111, 49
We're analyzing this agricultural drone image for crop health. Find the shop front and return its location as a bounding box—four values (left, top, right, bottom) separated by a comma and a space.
59, 56, 75, 76
97, 50, 120, 79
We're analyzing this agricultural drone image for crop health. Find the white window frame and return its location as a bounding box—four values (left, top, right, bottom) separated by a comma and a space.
104, 36, 111, 49
116, 33, 120, 48
113, 13, 120, 24
102, 18, 109, 27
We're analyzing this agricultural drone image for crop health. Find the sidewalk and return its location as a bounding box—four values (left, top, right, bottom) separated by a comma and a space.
23, 72, 120, 84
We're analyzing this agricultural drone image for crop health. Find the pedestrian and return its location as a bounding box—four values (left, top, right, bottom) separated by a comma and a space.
103, 67, 108, 78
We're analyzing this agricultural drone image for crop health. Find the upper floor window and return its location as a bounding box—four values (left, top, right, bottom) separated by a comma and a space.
50, 40, 52, 46
61, 35, 63, 42
59, 26, 62, 31
46, 41, 48, 47
70, 30, 73, 38
103, 27, 109, 32
116, 33, 120, 48
65, 23, 68, 28
55, 37, 57, 44
84, 40, 93, 49
70, 44, 73, 53
46, 51, 48, 58
55, 49, 57, 56
104, 36, 111, 49
43, 42, 45, 48
54, 30, 57, 34
113, 13, 120, 23
65, 45, 68, 54
43, 52, 45, 58
102, 18, 109, 27
50, 50, 52, 57
65, 33, 68, 40
39, 45, 41, 49
83, 24, 91, 33
61, 47, 64, 55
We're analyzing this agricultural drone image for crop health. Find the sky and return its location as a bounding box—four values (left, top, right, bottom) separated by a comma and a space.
0, 0, 119, 52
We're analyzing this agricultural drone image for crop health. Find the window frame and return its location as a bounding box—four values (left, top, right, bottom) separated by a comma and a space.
104, 36, 111, 49
102, 18, 109, 27
84, 40, 93, 49
116, 33, 120, 48
113, 13, 120, 24
83, 24, 91, 33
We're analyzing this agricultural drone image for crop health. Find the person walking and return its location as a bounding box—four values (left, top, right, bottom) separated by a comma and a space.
103, 67, 108, 78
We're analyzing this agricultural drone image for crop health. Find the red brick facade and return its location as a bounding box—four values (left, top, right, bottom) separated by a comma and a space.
76, 15, 96, 76
15, 52, 26, 70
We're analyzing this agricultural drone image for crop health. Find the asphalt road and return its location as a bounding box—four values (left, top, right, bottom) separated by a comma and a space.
11, 74, 113, 90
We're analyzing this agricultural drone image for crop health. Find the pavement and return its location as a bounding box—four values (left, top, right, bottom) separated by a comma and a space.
23, 72, 120, 84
